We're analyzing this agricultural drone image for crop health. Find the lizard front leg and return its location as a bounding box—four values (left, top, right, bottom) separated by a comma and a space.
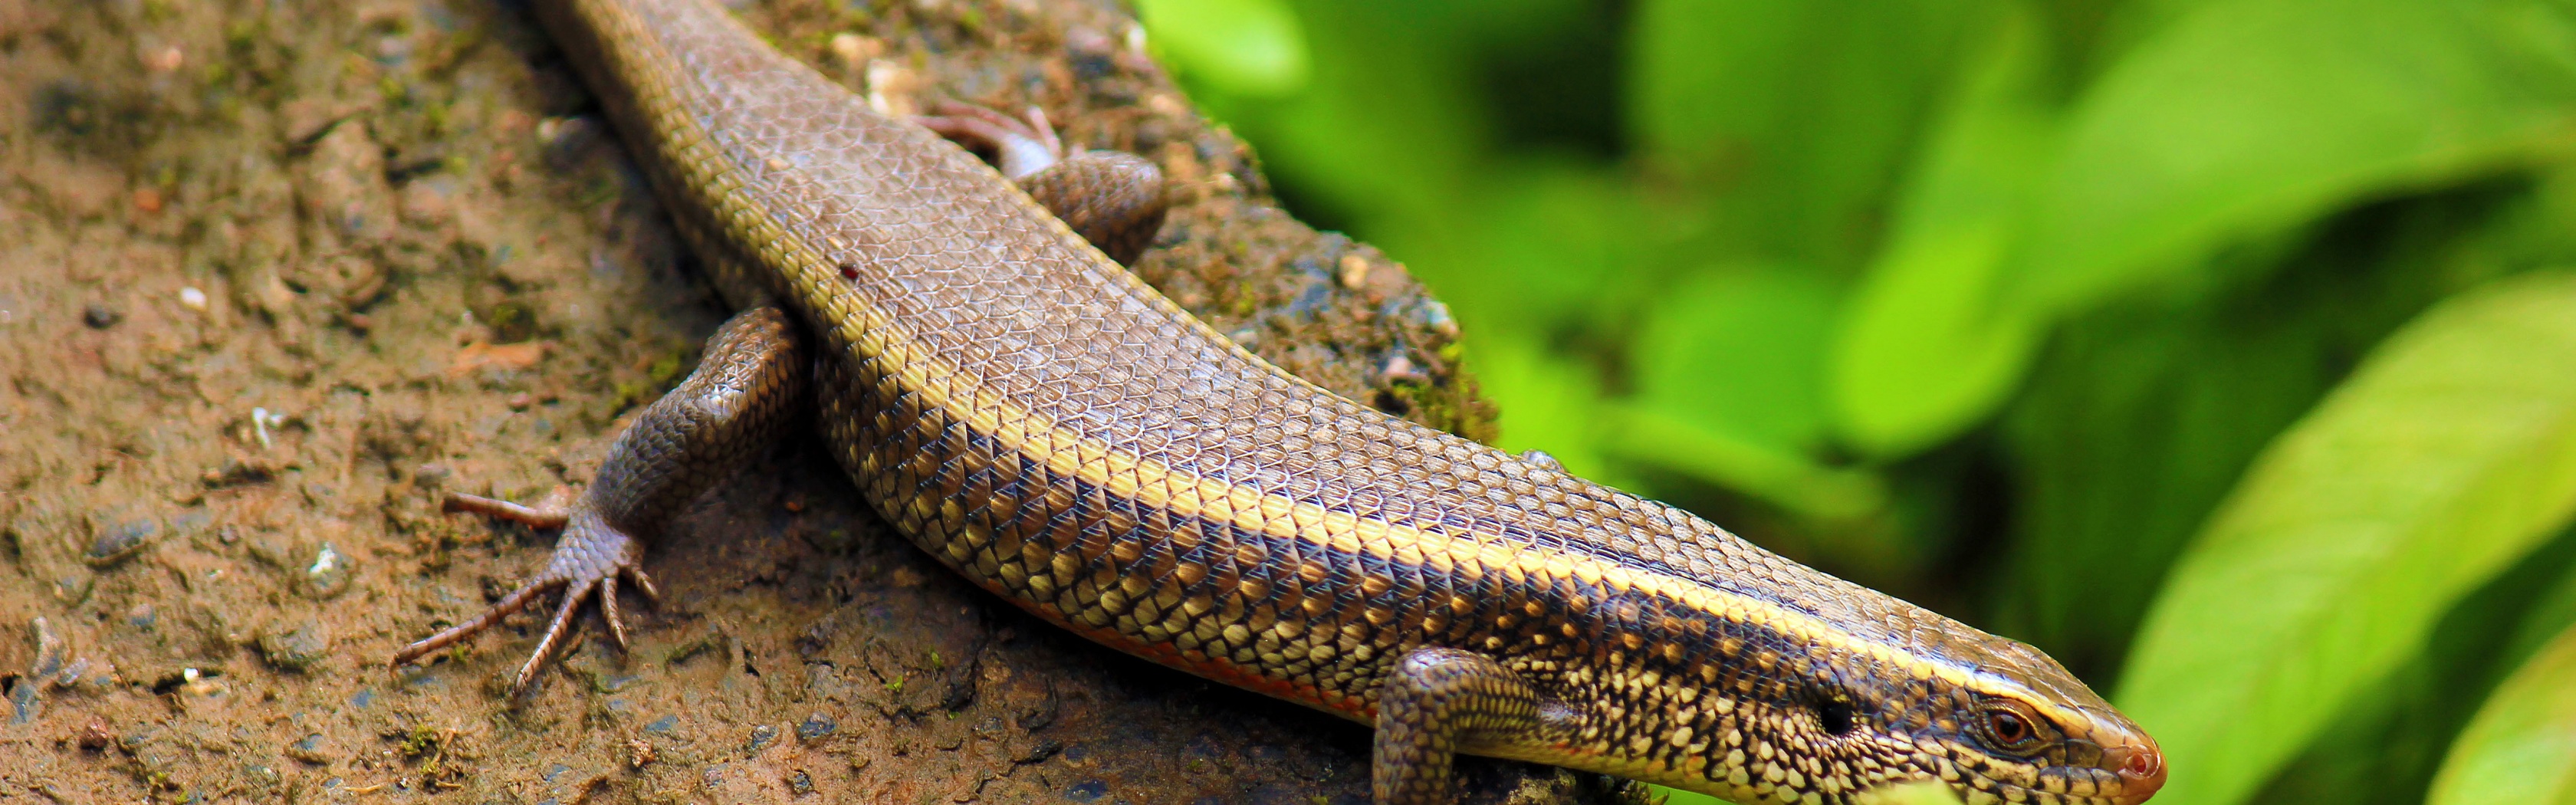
1375, 647, 1563, 805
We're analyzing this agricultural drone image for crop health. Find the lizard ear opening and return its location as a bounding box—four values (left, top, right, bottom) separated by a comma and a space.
1814, 696, 1856, 736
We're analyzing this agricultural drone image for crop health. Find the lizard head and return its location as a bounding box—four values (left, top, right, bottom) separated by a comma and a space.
1530, 583, 2163, 805
1886, 636, 2167, 805
1723, 619, 2163, 805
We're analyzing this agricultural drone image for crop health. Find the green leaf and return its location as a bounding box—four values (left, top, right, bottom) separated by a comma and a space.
1618, 264, 1905, 525
2247, 531, 2576, 805
1830, 2, 2054, 457
1633, 267, 1838, 453
2011, 0, 2576, 317
1626, 0, 1976, 269
1999, 184, 2548, 685
2428, 621, 2576, 805
1134, 0, 1311, 97
2505, 538, 2576, 666
1438, 160, 1660, 334
2118, 271, 2576, 805
1180, 1, 1486, 229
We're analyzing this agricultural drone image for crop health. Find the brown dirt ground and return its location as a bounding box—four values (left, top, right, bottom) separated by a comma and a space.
0, 0, 1654, 803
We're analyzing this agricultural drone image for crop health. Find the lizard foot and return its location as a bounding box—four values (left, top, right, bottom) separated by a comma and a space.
915, 100, 1063, 179
393, 500, 662, 697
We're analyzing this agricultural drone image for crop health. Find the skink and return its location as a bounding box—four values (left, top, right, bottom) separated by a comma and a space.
389, 0, 2167, 803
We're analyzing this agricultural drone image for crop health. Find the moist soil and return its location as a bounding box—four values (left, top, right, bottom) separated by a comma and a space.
0, 0, 1658, 803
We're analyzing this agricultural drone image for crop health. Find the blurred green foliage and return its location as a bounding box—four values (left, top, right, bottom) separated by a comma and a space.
1141, 1, 2576, 804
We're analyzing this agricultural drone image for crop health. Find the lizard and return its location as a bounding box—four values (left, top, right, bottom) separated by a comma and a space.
389, 0, 2167, 803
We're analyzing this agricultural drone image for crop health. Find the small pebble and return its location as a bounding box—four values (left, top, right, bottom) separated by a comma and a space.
257, 619, 333, 672
865, 60, 921, 117
286, 733, 336, 764
301, 543, 350, 600
82, 304, 120, 329
78, 718, 114, 751
9, 676, 38, 724
1016, 739, 1063, 764
414, 462, 454, 485
1338, 254, 1369, 288
1380, 353, 1426, 385
796, 713, 836, 742
240, 761, 283, 790
178, 287, 208, 311
787, 769, 815, 796
1418, 300, 1457, 337
87, 518, 156, 567
54, 574, 93, 603
745, 724, 781, 755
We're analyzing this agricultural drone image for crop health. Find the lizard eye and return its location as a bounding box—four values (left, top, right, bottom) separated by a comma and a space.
1979, 703, 2047, 753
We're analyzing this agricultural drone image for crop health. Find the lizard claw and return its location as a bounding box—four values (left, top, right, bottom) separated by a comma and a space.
598, 573, 630, 652
625, 564, 664, 608
393, 505, 650, 698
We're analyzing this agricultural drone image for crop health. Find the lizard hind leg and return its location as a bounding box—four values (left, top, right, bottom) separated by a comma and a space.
1017, 150, 1168, 267
391, 307, 807, 696
916, 100, 1167, 265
